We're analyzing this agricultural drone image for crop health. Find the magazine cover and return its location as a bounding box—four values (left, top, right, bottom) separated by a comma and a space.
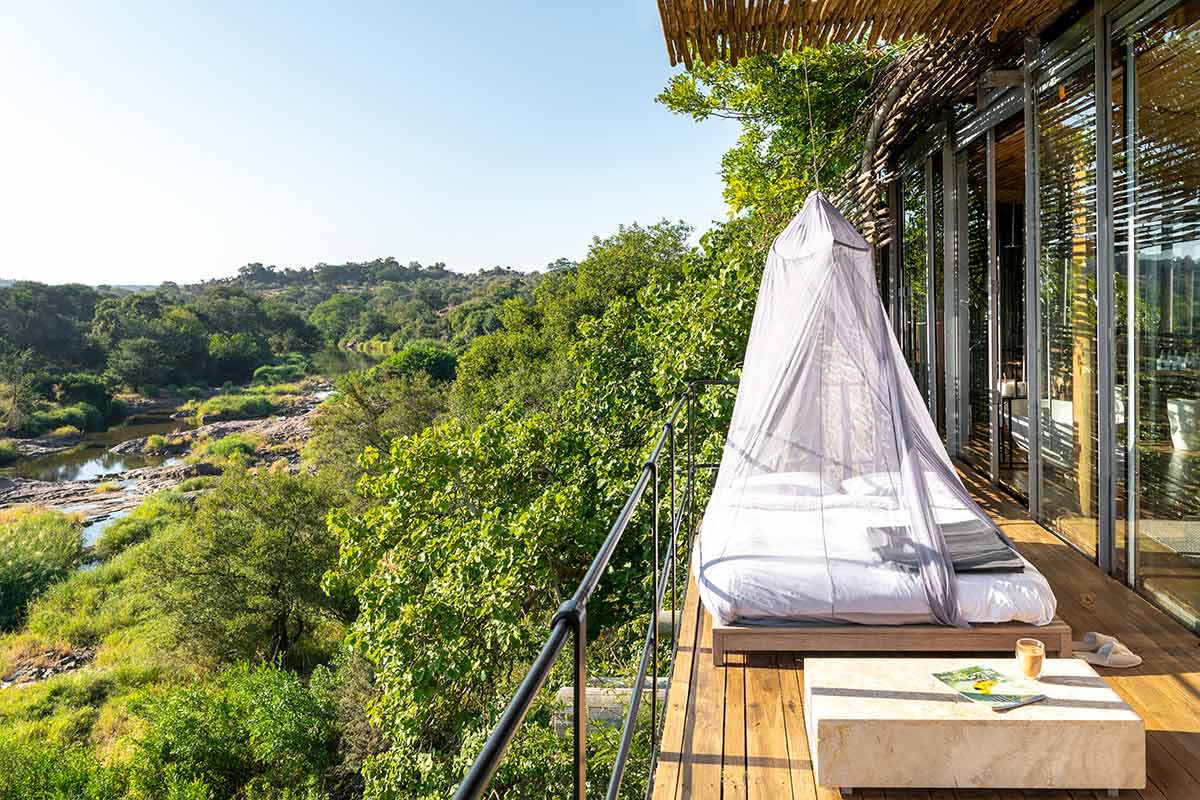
933, 665, 1046, 711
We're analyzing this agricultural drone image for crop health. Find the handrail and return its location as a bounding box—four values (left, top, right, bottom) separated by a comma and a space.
454, 379, 737, 800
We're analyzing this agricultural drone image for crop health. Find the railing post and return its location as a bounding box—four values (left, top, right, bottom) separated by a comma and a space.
573, 608, 587, 800
650, 460, 659, 746
668, 421, 676, 654
687, 386, 695, 549
553, 601, 587, 800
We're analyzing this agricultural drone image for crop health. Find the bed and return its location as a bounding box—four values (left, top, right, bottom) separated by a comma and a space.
694, 478, 1070, 665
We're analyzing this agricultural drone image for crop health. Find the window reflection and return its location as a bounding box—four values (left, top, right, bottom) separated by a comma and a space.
1114, 0, 1200, 630
902, 162, 929, 404
1038, 40, 1099, 559
963, 138, 991, 474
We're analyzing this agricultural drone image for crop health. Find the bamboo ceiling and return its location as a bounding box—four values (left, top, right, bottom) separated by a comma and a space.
829, 32, 1013, 248
656, 0, 1072, 67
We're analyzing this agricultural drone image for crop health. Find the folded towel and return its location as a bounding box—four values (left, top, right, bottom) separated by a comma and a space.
867, 519, 1025, 573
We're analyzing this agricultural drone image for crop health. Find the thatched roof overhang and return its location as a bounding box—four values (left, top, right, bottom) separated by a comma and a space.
655, 2, 1070, 248
656, 0, 1071, 68
830, 33, 1021, 248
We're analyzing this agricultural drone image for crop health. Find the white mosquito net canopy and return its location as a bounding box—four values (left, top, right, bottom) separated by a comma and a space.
695, 192, 1056, 629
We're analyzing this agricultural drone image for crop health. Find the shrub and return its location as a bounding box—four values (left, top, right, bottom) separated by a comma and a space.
382, 340, 457, 383
93, 492, 190, 561
142, 434, 169, 453
129, 663, 336, 800
176, 475, 219, 493
50, 425, 83, 438
0, 735, 129, 800
55, 373, 113, 418
252, 360, 307, 385
194, 393, 275, 424
190, 433, 260, 468
31, 402, 104, 435
106, 397, 128, 425
93, 482, 121, 494
0, 507, 85, 630
0, 439, 18, 465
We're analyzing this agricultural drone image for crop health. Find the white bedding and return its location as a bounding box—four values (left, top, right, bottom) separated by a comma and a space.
694, 492, 1057, 627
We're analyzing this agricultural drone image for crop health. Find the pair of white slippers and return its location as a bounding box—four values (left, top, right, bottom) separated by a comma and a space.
1072, 632, 1142, 668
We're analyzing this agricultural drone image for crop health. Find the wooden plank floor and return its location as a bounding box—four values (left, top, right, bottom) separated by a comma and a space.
651, 469, 1200, 800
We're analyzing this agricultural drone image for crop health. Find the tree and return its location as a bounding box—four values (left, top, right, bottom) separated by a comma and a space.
152, 469, 350, 668
657, 45, 892, 232
309, 294, 367, 344
305, 370, 446, 486
382, 341, 457, 383
207, 332, 269, 383
106, 336, 168, 392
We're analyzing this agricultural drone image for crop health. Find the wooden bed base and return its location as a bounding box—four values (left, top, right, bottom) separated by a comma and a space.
711, 617, 1072, 666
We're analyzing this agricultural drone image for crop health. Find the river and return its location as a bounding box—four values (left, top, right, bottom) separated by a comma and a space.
1, 418, 198, 482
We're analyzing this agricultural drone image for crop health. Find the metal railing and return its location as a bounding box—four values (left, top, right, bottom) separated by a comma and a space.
453, 379, 736, 800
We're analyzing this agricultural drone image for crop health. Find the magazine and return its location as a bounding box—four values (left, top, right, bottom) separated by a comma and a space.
933, 665, 1046, 712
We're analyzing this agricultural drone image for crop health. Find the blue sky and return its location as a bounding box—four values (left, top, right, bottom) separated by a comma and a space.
0, 1, 737, 285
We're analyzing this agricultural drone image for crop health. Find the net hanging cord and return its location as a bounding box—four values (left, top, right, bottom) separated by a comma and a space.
800, 27, 821, 192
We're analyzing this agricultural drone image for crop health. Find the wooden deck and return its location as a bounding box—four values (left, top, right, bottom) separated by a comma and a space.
651, 468, 1200, 800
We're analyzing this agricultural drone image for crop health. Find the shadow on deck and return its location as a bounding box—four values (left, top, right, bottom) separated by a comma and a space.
651, 470, 1200, 800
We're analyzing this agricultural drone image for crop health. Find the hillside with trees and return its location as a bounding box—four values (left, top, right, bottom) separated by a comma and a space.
0, 260, 542, 442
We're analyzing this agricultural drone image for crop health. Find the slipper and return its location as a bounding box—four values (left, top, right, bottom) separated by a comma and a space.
1072, 631, 1119, 652
1075, 641, 1143, 669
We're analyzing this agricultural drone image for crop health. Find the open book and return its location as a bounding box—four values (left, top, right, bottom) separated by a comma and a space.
933, 665, 1046, 712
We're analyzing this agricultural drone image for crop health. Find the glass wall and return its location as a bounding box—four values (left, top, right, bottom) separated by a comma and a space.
962, 138, 992, 473
932, 157, 947, 437
1113, 0, 1200, 629
995, 115, 1029, 496
1037, 34, 1099, 559
902, 161, 930, 404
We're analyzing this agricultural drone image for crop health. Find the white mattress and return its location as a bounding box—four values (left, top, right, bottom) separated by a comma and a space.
694, 492, 1057, 627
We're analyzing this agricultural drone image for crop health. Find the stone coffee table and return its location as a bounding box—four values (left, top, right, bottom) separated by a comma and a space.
803, 657, 1145, 795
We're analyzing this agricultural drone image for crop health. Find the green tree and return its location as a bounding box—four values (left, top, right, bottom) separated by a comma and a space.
207, 331, 270, 382
152, 469, 350, 668
657, 45, 891, 232
105, 336, 169, 392
309, 294, 367, 344
305, 370, 446, 486
381, 341, 456, 383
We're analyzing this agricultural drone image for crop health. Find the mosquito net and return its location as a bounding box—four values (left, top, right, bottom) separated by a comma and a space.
697, 191, 1052, 629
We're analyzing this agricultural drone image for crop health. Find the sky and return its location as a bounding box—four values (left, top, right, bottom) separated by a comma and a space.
0, 1, 738, 285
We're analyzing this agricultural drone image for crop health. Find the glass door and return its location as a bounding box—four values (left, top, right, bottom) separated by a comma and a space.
1036, 33, 1100, 560
959, 137, 994, 475
1112, 0, 1200, 630
902, 161, 931, 407
994, 115, 1029, 497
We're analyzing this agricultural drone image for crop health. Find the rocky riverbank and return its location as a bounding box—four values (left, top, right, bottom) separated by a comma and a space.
12, 431, 85, 458
0, 462, 222, 524
110, 406, 316, 457
1, 388, 327, 522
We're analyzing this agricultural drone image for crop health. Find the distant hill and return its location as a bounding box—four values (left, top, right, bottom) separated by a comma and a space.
101, 284, 158, 292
